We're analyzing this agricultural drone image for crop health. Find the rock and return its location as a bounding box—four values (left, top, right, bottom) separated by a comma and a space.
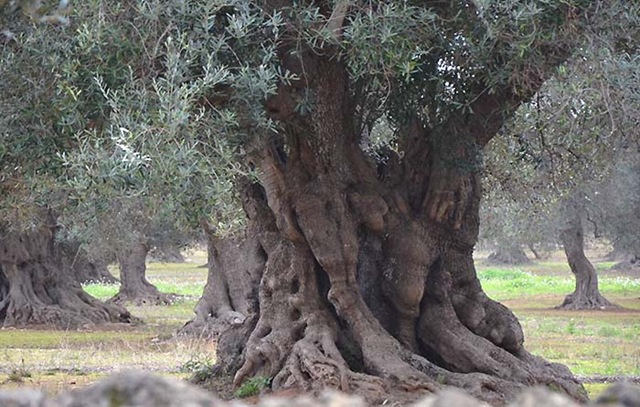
593, 382, 640, 406
410, 387, 489, 407
508, 387, 581, 407
257, 390, 367, 407
0, 389, 51, 407
2, 371, 640, 407
54, 371, 226, 407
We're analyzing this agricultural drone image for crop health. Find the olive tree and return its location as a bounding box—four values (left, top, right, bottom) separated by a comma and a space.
3, 0, 638, 403
480, 7, 640, 309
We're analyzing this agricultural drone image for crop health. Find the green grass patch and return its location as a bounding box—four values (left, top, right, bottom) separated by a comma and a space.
85, 260, 208, 301
3, 253, 640, 401
0, 330, 149, 349
235, 376, 271, 398
478, 268, 640, 302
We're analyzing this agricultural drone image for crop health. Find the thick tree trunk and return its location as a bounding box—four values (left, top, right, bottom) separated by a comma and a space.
109, 242, 175, 306
606, 247, 640, 273
486, 246, 532, 265
188, 19, 586, 404
148, 246, 185, 263
180, 221, 263, 338
0, 222, 132, 329
57, 241, 119, 284
558, 196, 617, 310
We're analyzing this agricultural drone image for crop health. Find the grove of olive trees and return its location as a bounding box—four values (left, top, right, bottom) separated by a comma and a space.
2, 0, 639, 404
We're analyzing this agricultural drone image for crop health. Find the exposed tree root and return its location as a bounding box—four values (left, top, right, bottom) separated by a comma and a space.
0, 261, 132, 329
108, 288, 177, 306
556, 293, 619, 310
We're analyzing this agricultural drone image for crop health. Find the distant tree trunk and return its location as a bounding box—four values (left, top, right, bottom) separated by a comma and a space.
0, 218, 132, 328
57, 241, 119, 284
487, 245, 532, 265
528, 243, 551, 260
148, 245, 185, 263
109, 242, 175, 306
606, 245, 640, 272
558, 195, 617, 310
180, 221, 263, 348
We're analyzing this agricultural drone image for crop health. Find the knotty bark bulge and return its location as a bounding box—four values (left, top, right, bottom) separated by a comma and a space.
0, 219, 132, 328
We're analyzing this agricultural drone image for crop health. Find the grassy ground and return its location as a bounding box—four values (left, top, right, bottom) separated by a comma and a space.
0, 250, 638, 401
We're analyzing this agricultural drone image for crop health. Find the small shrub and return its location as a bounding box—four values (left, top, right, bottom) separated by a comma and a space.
234, 376, 271, 398
179, 355, 215, 383
8, 361, 32, 383
179, 356, 213, 373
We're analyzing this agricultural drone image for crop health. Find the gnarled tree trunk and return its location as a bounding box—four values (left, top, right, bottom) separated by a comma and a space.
57, 241, 119, 284
486, 245, 532, 265
149, 245, 186, 263
180, 221, 263, 338
185, 46, 587, 404
0, 220, 132, 329
558, 195, 617, 310
109, 242, 175, 306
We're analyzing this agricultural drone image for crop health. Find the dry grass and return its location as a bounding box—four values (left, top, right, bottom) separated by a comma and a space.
0, 248, 638, 401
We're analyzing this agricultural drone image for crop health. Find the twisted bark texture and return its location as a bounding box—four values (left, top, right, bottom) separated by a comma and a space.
109, 242, 176, 306
0, 219, 132, 329
558, 195, 617, 310
184, 3, 590, 404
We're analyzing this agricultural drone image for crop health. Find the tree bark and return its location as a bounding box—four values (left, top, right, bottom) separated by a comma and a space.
180, 221, 264, 338
186, 6, 588, 403
558, 195, 617, 310
486, 246, 532, 265
0, 220, 132, 329
109, 242, 175, 306
57, 241, 119, 284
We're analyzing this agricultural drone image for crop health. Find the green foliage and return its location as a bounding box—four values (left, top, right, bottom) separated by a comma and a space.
234, 375, 271, 398
479, 1, 640, 252
2, 0, 638, 266
179, 354, 216, 383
